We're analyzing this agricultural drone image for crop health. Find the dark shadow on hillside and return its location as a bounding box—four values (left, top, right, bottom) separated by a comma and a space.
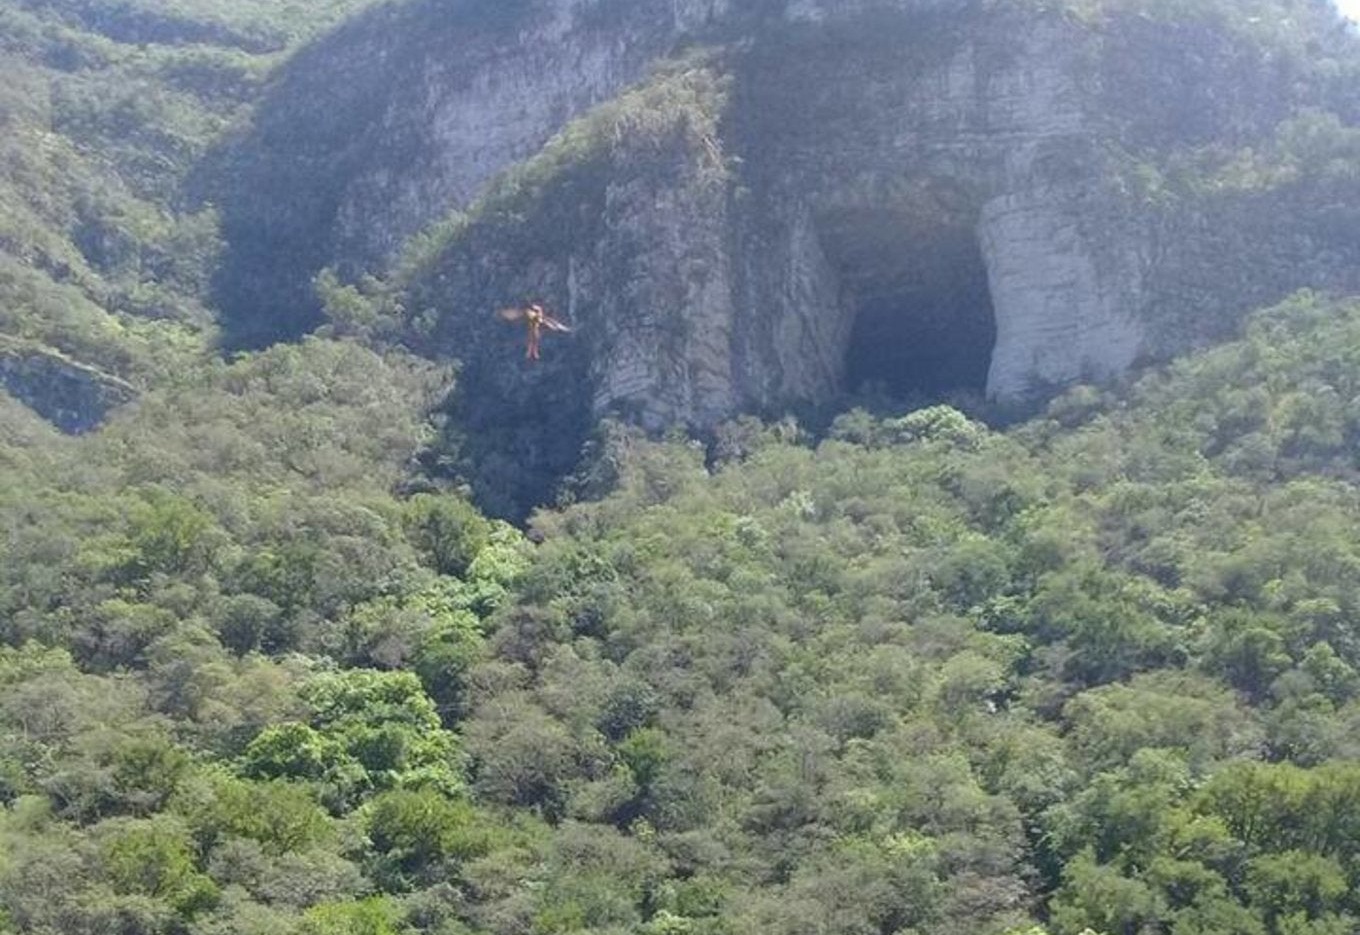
191, 0, 546, 349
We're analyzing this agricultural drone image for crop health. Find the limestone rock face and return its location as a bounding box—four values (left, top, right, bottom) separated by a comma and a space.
212, 0, 730, 343
980, 188, 1147, 399
216, 0, 1360, 511
332, 0, 723, 265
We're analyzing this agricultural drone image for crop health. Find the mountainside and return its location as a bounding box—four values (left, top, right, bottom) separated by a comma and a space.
211, 0, 1360, 515
0, 0, 390, 425
2, 2, 1360, 935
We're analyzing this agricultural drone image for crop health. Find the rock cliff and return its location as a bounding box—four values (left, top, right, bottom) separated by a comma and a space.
0, 339, 136, 434
211, 0, 1360, 513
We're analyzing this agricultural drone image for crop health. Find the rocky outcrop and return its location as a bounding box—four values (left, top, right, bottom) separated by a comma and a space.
210, 0, 732, 345
0, 339, 136, 433
425, 8, 1144, 419
213, 0, 1360, 512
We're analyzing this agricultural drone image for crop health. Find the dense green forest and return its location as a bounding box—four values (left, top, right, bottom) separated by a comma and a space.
3, 0, 1360, 933
12, 286, 1360, 934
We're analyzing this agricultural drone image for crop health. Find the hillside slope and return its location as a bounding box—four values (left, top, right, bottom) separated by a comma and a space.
0, 0, 387, 425
0, 3, 1359, 934
3, 291, 1360, 934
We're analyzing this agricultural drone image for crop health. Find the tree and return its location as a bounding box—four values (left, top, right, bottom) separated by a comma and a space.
176, 772, 331, 855
364, 788, 489, 888
403, 494, 491, 578
300, 897, 402, 935
98, 816, 219, 917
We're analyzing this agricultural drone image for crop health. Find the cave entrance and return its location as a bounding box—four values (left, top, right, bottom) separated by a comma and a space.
820, 202, 996, 404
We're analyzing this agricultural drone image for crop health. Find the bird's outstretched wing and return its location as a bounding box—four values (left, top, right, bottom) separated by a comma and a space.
496, 306, 528, 322
540, 312, 573, 333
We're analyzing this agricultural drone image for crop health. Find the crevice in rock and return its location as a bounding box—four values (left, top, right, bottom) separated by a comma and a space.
818, 202, 996, 404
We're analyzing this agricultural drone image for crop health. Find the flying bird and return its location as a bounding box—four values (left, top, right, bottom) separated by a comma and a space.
497, 302, 572, 361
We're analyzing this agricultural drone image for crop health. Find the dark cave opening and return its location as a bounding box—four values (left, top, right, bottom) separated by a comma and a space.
823, 205, 996, 404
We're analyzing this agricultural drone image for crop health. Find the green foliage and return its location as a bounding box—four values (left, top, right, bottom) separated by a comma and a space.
403, 494, 492, 578
301, 897, 403, 935
7, 284, 1360, 933
111, 735, 193, 815
243, 669, 463, 810
98, 815, 220, 916
175, 771, 331, 855
364, 788, 492, 889
315, 269, 406, 344
0, 0, 399, 393
0, 0, 1356, 929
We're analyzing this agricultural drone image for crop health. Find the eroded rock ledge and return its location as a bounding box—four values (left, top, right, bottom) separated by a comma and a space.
0, 339, 136, 434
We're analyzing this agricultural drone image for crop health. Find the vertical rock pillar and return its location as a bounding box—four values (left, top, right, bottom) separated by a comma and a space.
980, 187, 1146, 400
